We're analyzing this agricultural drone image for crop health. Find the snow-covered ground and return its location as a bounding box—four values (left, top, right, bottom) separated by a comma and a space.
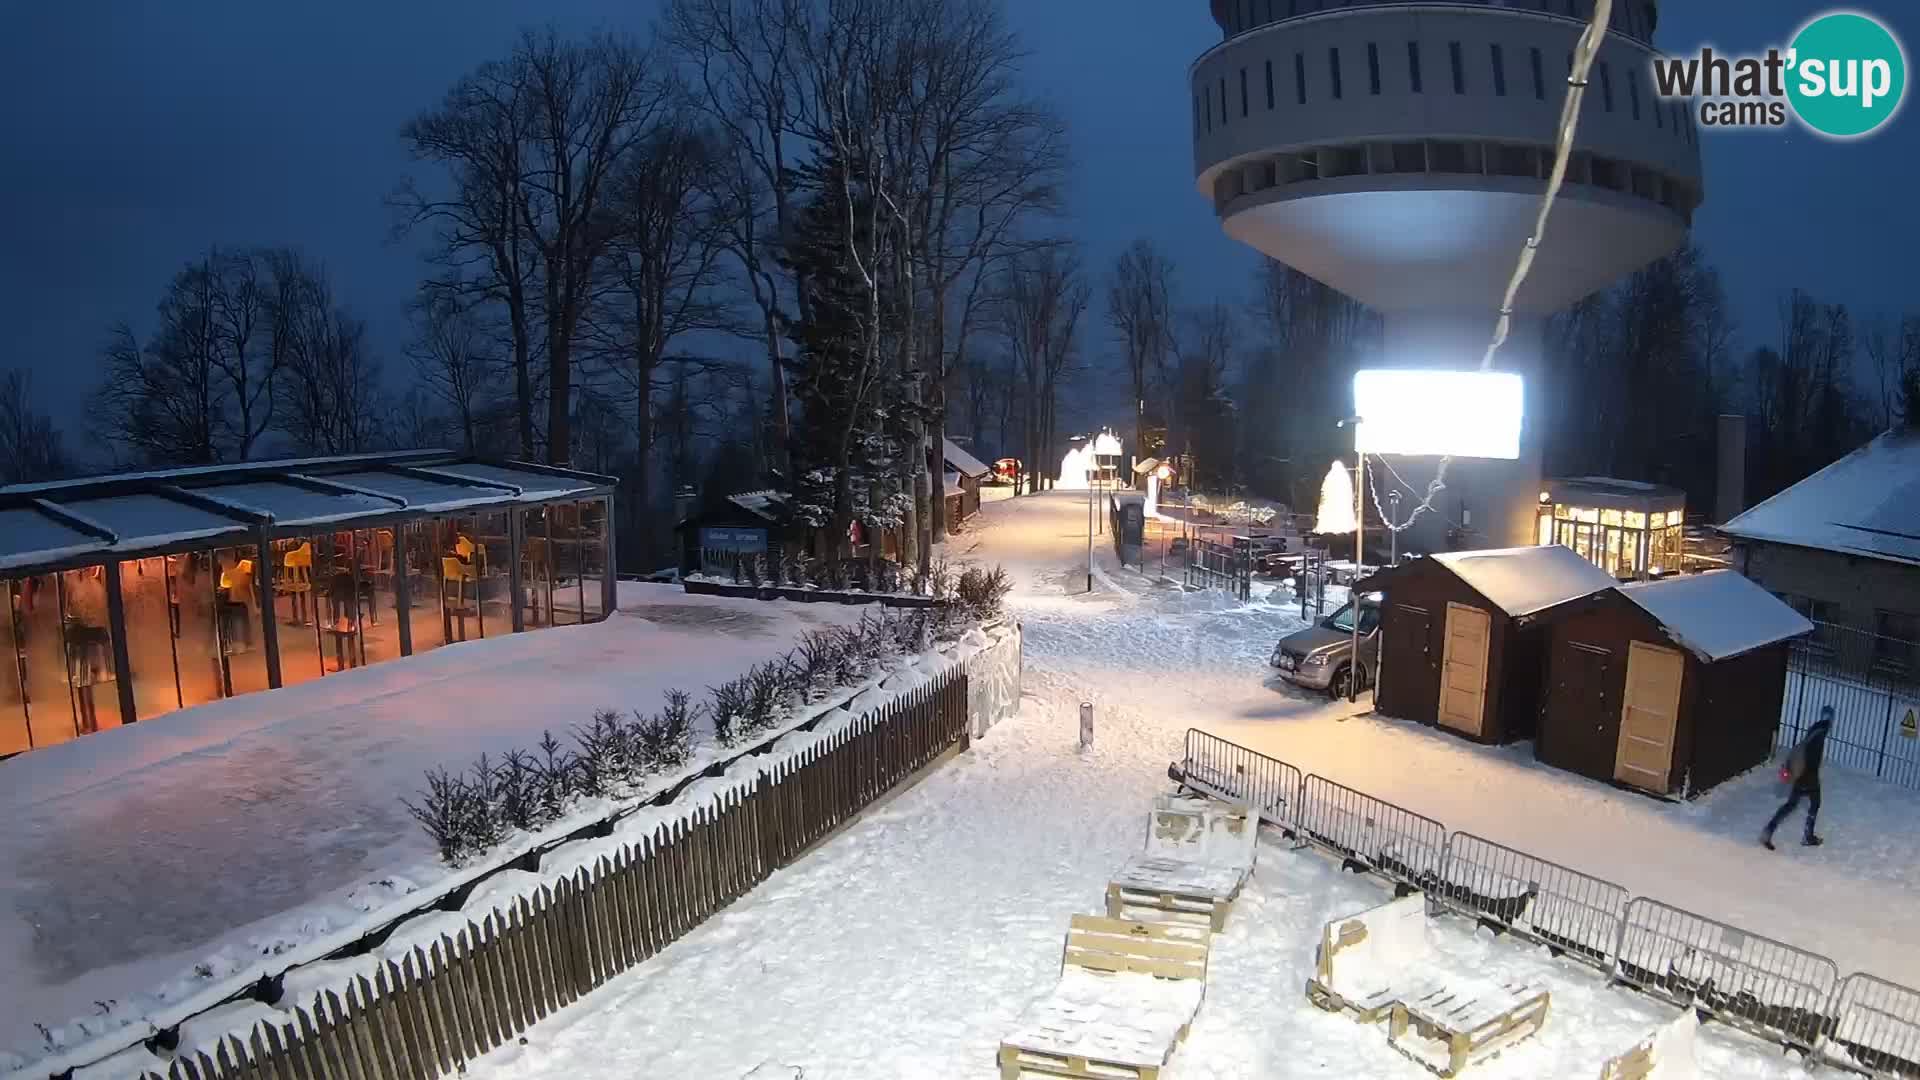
0, 586, 870, 1066
443, 490, 1904, 1078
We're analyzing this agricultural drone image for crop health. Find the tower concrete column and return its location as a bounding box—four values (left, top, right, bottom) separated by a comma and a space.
1372, 312, 1544, 554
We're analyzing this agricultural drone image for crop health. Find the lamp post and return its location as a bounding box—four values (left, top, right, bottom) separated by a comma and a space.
1388, 489, 1401, 567
1338, 416, 1364, 705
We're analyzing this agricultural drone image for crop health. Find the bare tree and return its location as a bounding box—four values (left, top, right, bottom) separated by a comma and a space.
0, 369, 68, 483
274, 266, 384, 457
1108, 238, 1175, 463
408, 287, 503, 454
666, 0, 814, 475
386, 385, 453, 451
992, 243, 1088, 492
94, 257, 225, 465
1170, 302, 1239, 491
1865, 313, 1920, 431
588, 117, 734, 562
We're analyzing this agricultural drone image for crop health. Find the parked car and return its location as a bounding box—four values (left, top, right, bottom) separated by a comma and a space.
1270, 592, 1382, 698
992, 457, 1022, 484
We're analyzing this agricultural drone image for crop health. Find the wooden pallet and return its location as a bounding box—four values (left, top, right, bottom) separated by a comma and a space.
1105, 860, 1246, 933
1598, 1012, 1698, 1080
1387, 984, 1551, 1077
997, 916, 1209, 1080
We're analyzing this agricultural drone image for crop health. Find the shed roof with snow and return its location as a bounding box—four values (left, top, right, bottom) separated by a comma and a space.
1427, 544, 1619, 617
1615, 569, 1814, 662
942, 438, 991, 478
1722, 429, 1920, 566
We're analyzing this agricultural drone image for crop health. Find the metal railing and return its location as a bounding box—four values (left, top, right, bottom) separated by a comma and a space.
1617, 898, 1839, 1051
1435, 832, 1629, 973
1177, 728, 1302, 831
1294, 773, 1448, 888
1170, 729, 1920, 1076
1781, 621, 1920, 789
1183, 539, 1251, 601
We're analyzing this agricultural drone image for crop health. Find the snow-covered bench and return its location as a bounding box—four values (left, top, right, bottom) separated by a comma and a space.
1105, 795, 1258, 933
997, 914, 1210, 1080
1597, 1011, 1699, 1080
1307, 893, 1550, 1077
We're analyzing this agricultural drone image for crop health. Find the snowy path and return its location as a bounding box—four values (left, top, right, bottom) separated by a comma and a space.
0, 589, 865, 1060
453, 492, 1855, 1078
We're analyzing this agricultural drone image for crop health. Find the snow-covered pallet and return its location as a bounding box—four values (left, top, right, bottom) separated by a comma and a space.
1597, 1011, 1701, 1080
1105, 795, 1258, 933
1307, 893, 1549, 1075
997, 915, 1210, 1080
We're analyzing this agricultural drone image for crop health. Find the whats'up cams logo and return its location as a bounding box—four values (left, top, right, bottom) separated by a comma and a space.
1653, 10, 1907, 138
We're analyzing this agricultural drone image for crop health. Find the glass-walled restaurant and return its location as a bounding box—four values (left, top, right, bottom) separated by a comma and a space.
1534, 476, 1686, 581
0, 452, 616, 758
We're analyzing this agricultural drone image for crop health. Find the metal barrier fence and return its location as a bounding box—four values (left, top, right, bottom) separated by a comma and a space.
1829, 973, 1920, 1077
1434, 832, 1629, 973
1183, 539, 1250, 601
1294, 773, 1448, 888
1781, 621, 1920, 790
1177, 728, 1302, 830
1616, 897, 1839, 1051
1172, 729, 1920, 1076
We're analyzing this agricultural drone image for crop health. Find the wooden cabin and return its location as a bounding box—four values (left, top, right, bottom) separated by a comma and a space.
1535, 569, 1813, 797
1356, 546, 1617, 745
941, 438, 992, 525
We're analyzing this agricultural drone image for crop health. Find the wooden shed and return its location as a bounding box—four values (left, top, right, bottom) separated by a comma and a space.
940, 438, 992, 525
1535, 569, 1814, 797
1356, 545, 1617, 745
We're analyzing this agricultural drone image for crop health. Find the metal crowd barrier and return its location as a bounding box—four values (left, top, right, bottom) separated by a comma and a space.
1435, 832, 1629, 973
1827, 973, 1920, 1077
1294, 773, 1448, 888
1175, 728, 1302, 831
1169, 729, 1920, 1076
1617, 897, 1839, 1051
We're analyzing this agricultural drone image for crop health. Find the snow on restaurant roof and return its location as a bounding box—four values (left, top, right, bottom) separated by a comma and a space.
1429, 544, 1618, 617
1618, 569, 1814, 662
1722, 429, 1920, 567
943, 438, 991, 478
0, 453, 615, 574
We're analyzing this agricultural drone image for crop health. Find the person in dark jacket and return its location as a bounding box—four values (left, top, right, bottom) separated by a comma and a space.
1763, 707, 1832, 850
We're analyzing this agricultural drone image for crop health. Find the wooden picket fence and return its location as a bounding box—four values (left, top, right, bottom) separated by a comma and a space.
136, 668, 969, 1080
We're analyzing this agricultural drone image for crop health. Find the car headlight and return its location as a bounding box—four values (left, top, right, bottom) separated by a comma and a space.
1303, 653, 1328, 667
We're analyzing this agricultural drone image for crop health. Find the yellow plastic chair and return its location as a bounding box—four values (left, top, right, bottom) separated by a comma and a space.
442, 556, 478, 641
276, 543, 313, 623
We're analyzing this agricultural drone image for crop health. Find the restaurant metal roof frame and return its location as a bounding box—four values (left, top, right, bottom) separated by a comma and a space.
1542, 475, 1687, 510
0, 451, 617, 576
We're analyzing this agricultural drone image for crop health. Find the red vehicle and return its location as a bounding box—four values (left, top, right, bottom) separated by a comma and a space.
992, 458, 1022, 484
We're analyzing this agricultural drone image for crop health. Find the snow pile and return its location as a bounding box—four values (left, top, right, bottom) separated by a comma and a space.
1618, 570, 1814, 661
961, 623, 1022, 738
1429, 544, 1618, 616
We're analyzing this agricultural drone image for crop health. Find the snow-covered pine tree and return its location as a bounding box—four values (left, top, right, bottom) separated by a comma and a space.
778, 144, 909, 563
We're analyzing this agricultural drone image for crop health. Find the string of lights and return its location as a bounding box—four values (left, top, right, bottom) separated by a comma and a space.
1371, 0, 1617, 536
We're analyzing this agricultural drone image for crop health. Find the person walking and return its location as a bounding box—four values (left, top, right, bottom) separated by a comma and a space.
1763, 706, 1833, 850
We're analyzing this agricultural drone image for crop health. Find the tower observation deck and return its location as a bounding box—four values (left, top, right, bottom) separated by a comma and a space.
1191, 0, 1703, 550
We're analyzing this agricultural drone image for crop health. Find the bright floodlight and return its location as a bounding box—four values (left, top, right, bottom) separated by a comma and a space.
1352, 369, 1523, 459
1315, 461, 1356, 534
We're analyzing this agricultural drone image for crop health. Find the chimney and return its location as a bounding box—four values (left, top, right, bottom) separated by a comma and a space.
1715, 414, 1746, 523
673, 486, 698, 526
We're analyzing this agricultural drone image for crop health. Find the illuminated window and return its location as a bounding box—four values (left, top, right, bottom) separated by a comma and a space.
1600, 508, 1624, 526
1575, 506, 1600, 523
1623, 510, 1647, 529
1648, 511, 1667, 528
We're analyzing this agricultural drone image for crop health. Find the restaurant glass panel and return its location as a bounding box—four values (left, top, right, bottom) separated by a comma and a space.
404, 521, 451, 654
431, 516, 485, 643
580, 499, 608, 620
470, 512, 512, 633
312, 531, 365, 674
2, 579, 31, 755
550, 502, 586, 626
15, 575, 76, 746
117, 556, 184, 722
59, 565, 124, 735
270, 535, 325, 687
519, 507, 554, 629
211, 547, 270, 697
169, 552, 224, 708
354, 527, 402, 667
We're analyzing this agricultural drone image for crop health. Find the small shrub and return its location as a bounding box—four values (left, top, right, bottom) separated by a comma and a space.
465, 755, 507, 852
830, 623, 866, 686
708, 677, 751, 746
533, 731, 573, 823
794, 628, 840, 697
891, 609, 931, 655
403, 767, 482, 864
922, 556, 955, 601
495, 749, 540, 833
744, 662, 784, 733
955, 565, 1012, 622
573, 709, 631, 798
634, 690, 696, 770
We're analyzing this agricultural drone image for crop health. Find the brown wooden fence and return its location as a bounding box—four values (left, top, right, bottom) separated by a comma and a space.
135, 668, 969, 1080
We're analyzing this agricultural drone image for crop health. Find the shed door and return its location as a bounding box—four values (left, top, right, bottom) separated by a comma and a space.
1615, 641, 1684, 792
1384, 604, 1433, 716
1438, 602, 1491, 736
1543, 641, 1613, 773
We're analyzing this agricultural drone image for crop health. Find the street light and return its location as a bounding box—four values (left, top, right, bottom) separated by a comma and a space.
1388, 488, 1401, 566
1337, 415, 1364, 705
